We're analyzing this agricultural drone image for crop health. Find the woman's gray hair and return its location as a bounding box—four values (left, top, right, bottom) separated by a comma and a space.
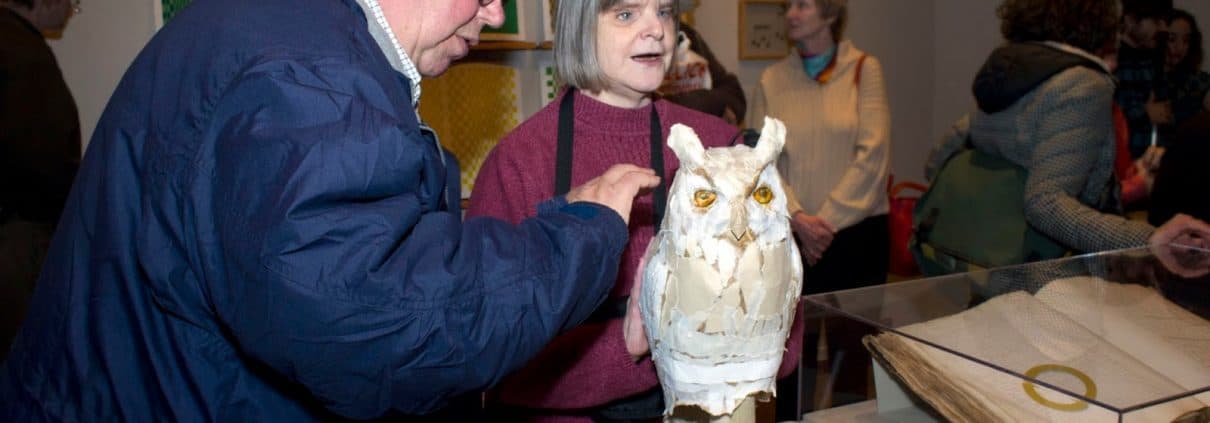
554, 0, 678, 92
555, 0, 613, 92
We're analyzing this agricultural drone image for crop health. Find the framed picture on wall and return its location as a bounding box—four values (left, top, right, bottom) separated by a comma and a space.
154, 0, 192, 29
482, 0, 535, 42
541, 0, 557, 44
738, 0, 789, 60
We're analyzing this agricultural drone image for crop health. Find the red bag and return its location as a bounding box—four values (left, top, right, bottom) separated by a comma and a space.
888, 178, 928, 276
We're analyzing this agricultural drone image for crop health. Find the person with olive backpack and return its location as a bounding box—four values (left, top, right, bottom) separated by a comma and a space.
914, 0, 1210, 276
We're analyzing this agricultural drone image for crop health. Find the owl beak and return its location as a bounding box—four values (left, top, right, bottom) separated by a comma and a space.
729, 228, 749, 242
729, 204, 752, 246
728, 228, 755, 247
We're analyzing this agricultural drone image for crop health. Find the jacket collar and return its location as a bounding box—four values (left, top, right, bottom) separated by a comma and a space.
972, 41, 1111, 114
1036, 41, 1111, 74
352, 0, 422, 108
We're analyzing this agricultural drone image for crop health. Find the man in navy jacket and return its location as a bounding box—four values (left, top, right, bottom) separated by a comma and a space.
0, 0, 660, 420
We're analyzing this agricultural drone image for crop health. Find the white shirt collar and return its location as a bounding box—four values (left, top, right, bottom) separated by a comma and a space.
1036, 41, 1112, 75
353, 0, 422, 108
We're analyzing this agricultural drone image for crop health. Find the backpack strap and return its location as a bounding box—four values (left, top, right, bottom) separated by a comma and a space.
730, 128, 761, 147
853, 54, 868, 87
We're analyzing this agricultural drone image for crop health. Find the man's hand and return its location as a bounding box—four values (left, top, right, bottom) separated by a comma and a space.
1151, 214, 1210, 278
566, 164, 660, 225
1152, 213, 1210, 248
790, 211, 836, 265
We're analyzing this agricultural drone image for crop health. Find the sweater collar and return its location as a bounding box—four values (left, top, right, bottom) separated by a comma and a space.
800, 44, 838, 82
572, 89, 660, 135
791, 40, 856, 84
352, 0, 422, 108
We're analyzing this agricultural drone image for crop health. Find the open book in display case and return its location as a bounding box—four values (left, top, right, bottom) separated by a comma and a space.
798, 245, 1210, 423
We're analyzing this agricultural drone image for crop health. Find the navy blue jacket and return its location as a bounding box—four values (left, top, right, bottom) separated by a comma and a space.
0, 0, 627, 419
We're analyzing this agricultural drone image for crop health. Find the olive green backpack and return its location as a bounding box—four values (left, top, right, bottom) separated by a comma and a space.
910, 145, 1068, 276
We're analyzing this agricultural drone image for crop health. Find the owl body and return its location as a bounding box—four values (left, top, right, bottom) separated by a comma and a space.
639, 118, 803, 417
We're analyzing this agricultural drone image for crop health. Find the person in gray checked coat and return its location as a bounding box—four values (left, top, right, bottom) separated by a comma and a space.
927, 0, 1210, 261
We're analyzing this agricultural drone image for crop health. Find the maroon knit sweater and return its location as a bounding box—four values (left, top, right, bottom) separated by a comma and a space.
467, 90, 805, 420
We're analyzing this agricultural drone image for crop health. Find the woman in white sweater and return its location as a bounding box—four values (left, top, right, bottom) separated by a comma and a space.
747, 0, 890, 414
748, 0, 890, 291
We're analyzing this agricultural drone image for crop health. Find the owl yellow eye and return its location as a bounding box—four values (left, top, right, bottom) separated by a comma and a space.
752, 185, 774, 205
692, 190, 717, 208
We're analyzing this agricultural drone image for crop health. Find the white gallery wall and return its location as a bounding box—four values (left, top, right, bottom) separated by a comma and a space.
694, 0, 1210, 181
46, 0, 155, 152
47, 0, 1210, 181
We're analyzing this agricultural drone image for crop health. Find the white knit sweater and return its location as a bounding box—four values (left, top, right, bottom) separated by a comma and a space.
748, 40, 891, 231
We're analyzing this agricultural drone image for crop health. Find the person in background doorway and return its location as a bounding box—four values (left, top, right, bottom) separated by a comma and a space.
747, 0, 891, 415
1124, 7, 1210, 191
1100, 34, 1157, 210
1158, 9, 1210, 134
0, 0, 79, 358
1116, 0, 1173, 158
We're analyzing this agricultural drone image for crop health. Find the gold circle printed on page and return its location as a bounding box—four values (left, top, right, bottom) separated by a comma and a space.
1022, 364, 1098, 412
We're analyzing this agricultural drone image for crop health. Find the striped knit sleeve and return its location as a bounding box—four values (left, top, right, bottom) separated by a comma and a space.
1023, 69, 1154, 252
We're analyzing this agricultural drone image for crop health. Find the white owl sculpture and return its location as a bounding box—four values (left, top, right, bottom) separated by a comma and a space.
639, 117, 803, 420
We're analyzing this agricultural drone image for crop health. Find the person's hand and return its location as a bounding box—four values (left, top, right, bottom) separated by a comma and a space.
1146, 94, 1173, 125
790, 211, 836, 265
1150, 214, 1210, 278
1138, 145, 1166, 170
722, 107, 738, 126
1134, 146, 1166, 193
1152, 213, 1210, 248
623, 257, 650, 360
566, 164, 660, 225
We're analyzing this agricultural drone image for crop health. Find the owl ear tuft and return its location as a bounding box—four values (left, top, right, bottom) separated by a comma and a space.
753, 117, 786, 165
668, 123, 706, 168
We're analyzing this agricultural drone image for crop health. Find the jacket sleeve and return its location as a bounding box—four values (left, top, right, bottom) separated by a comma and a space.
817, 57, 892, 230
202, 58, 628, 418
1024, 69, 1154, 252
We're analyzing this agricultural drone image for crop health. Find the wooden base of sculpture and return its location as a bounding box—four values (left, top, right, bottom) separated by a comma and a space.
667, 395, 758, 423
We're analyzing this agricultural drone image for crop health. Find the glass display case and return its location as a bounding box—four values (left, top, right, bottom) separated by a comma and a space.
796, 245, 1210, 422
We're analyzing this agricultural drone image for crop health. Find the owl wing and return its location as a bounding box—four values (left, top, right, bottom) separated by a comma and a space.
638, 231, 671, 350
786, 233, 804, 328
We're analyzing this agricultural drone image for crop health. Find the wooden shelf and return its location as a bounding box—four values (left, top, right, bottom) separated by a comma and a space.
472, 40, 539, 51
470, 40, 552, 51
